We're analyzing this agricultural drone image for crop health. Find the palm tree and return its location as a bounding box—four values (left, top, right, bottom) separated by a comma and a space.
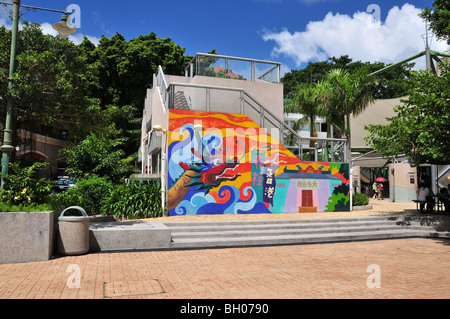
285, 82, 325, 160
325, 67, 375, 163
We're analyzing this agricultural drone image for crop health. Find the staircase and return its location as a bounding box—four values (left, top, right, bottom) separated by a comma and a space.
89, 215, 450, 252
154, 64, 347, 163
164, 216, 450, 249
173, 91, 190, 110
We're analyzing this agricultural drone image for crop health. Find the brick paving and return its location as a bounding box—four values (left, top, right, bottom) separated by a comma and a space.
1, 199, 449, 300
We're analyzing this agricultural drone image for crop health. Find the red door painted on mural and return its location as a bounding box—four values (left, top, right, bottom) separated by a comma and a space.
302, 190, 313, 207
299, 189, 317, 213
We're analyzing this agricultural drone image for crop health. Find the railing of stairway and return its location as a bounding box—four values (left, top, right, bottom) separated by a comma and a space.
156, 65, 347, 163
185, 53, 282, 84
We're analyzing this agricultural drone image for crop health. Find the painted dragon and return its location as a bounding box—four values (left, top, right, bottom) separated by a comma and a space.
167, 157, 240, 210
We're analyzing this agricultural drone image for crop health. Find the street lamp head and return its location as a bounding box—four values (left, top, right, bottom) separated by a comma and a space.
52, 14, 76, 39
152, 125, 167, 134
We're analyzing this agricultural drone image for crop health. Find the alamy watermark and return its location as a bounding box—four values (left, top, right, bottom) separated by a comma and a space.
66, 4, 81, 29
366, 4, 381, 29
66, 264, 81, 289
366, 264, 381, 288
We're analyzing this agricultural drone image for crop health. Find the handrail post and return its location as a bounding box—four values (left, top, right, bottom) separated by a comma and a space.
206, 87, 210, 112
239, 91, 244, 114
277, 64, 281, 84
260, 107, 264, 128
196, 55, 199, 78
225, 57, 229, 78
169, 86, 174, 109
251, 61, 255, 81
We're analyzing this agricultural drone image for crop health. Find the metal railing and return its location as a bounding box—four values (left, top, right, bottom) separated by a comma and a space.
156, 66, 347, 162
185, 53, 281, 84
156, 65, 170, 107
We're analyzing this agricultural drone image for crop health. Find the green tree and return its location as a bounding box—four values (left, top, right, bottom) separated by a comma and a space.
281, 55, 414, 99
101, 104, 142, 161
325, 67, 376, 163
420, 0, 450, 44
285, 82, 326, 160
77, 32, 192, 160
84, 32, 191, 109
0, 22, 103, 142
59, 134, 134, 183
365, 61, 450, 166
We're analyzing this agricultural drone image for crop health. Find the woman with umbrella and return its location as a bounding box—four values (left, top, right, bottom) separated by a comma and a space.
376, 177, 386, 200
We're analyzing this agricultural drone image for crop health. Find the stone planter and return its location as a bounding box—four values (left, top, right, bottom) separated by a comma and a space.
0, 211, 54, 264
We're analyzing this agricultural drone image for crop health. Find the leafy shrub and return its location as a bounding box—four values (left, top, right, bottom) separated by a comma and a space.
101, 180, 165, 219
51, 175, 113, 215
59, 134, 133, 183
0, 202, 52, 212
50, 177, 164, 219
353, 192, 369, 206
0, 162, 56, 207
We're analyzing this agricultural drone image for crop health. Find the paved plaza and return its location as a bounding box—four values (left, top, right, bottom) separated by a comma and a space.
1, 199, 449, 300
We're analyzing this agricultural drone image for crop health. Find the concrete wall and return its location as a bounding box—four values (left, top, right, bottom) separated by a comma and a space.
388, 163, 417, 202
351, 97, 405, 150
0, 212, 54, 264
189, 75, 284, 120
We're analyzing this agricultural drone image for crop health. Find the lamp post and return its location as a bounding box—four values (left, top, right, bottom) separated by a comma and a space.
0, 0, 76, 189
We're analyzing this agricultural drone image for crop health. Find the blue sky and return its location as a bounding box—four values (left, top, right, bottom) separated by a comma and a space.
1, 0, 449, 73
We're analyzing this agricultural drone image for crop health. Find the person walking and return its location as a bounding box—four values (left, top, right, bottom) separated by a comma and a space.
378, 182, 384, 200
439, 186, 449, 214
372, 182, 378, 199
417, 183, 434, 213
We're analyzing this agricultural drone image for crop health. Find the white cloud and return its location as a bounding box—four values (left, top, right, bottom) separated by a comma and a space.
39, 22, 59, 37
262, 3, 449, 70
40, 22, 100, 45
0, 2, 11, 28
70, 33, 100, 46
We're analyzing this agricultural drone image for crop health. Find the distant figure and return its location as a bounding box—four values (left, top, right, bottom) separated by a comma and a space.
439, 187, 449, 214
372, 182, 378, 199
378, 182, 384, 200
417, 183, 434, 213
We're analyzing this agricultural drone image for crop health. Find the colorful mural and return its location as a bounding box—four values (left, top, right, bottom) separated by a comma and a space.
167, 109, 349, 216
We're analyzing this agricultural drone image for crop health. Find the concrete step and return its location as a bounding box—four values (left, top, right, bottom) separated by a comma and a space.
164, 216, 389, 228
164, 216, 450, 249
169, 225, 430, 240
87, 215, 450, 252
166, 218, 398, 233
169, 229, 450, 249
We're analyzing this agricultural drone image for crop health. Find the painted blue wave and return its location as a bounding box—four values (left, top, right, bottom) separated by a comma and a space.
169, 184, 271, 216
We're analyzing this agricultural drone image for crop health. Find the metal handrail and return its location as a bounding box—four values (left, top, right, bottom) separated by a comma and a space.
257, 64, 280, 82
186, 53, 282, 69
185, 53, 281, 83
165, 81, 304, 141
157, 65, 169, 91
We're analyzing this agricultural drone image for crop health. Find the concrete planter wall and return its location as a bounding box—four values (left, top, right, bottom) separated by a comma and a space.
0, 211, 54, 264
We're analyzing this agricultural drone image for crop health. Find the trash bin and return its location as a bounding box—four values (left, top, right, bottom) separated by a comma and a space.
57, 206, 90, 255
